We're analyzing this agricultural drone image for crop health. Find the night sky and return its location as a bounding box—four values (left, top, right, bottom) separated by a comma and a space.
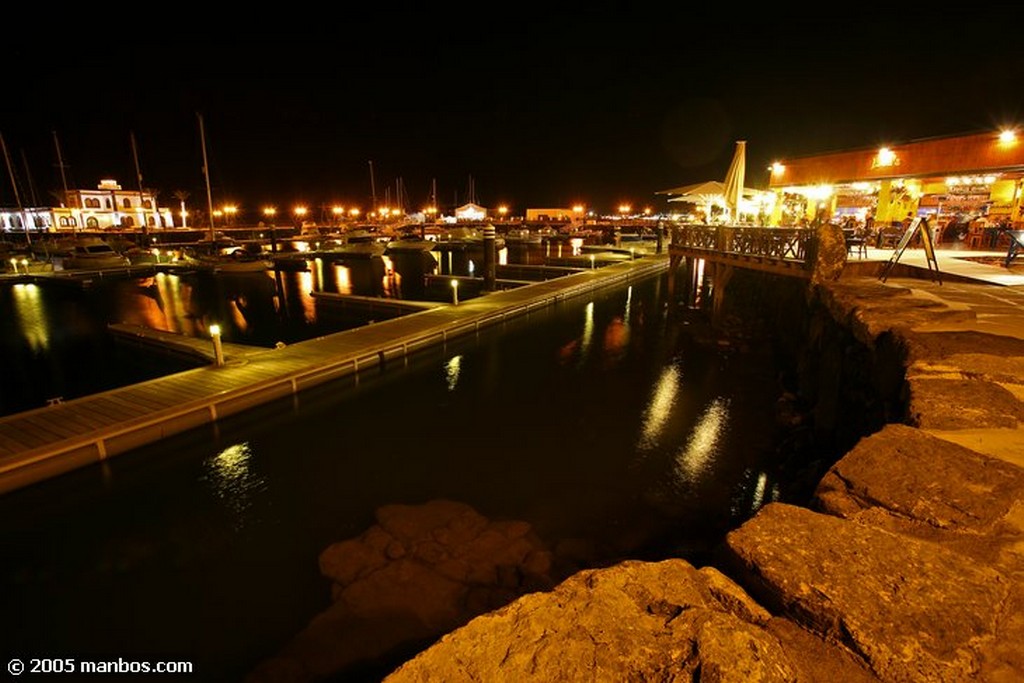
4, 6, 1021, 218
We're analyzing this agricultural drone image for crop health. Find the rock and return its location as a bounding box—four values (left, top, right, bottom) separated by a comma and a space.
247, 500, 557, 682
385, 559, 809, 683
814, 424, 1024, 570
811, 223, 848, 284
908, 377, 1023, 430
722, 502, 1014, 682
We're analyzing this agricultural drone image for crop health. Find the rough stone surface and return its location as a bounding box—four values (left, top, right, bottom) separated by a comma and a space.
811, 224, 848, 284
722, 502, 1015, 682
247, 500, 556, 682
815, 423, 1024, 568
386, 559, 848, 683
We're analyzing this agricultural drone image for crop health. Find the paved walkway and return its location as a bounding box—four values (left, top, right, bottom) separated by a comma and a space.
0, 256, 668, 494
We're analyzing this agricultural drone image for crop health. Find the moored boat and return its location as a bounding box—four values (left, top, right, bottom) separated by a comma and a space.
59, 237, 131, 270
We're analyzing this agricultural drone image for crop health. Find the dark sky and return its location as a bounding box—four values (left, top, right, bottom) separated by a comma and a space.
4, 6, 1021, 218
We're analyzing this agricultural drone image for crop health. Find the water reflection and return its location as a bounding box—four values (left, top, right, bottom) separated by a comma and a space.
638, 365, 681, 449
675, 397, 729, 481
200, 442, 266, 530
445, 355, 462, 392
11, 283, 48, 351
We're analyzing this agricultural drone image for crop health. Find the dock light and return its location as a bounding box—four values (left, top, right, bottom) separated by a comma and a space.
209, 324, 225, 367
451, 279, 459, 306
9, 257, 18, 274
590, 254, 596, 269
630, 247, 635, 260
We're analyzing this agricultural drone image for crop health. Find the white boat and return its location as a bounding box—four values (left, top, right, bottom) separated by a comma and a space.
60, 237, 131, 270
181, 242, 272, 273
322, 229, 387, 258
385, 231, 437, 254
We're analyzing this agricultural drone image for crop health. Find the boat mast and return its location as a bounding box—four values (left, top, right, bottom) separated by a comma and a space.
130, 131, 149, 238
368, 160, 377, 216
0, 131, 30, 246
52, 131, 74, 235
197, 113, 215, 241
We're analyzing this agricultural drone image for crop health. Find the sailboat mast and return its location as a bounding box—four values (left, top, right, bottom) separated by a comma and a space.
197, 113, 215, 241
368, 160, 377, 215
1, 131, 30, 246
130, 131, 149, 237
52, 131, 73, 235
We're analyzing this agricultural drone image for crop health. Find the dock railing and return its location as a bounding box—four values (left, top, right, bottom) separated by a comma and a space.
670, 224, 818, 274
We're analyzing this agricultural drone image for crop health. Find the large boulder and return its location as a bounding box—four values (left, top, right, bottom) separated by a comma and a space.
385, 558, 876, 683
814, 423, 1024, 572
247, 500, 556, 682
722, 502, 1020, 682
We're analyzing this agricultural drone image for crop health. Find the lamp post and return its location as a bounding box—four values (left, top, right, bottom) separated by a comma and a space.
209, 324, 225, 367
223, 205, 237, 227
263, 207, 277, 253
451, 279, 459, 305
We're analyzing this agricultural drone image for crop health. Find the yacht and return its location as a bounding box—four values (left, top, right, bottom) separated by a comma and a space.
60, 237, 131, 270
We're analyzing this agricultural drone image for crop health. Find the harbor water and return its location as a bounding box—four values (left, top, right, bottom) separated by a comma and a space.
0, 265, 790, 681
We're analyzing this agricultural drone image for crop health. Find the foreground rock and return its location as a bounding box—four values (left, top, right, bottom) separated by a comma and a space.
386, 559, 876, 682
247, 499, 556, 682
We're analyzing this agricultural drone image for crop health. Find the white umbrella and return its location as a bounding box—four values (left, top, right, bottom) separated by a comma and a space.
660, 181, 727, 223
722, 140, 746, 223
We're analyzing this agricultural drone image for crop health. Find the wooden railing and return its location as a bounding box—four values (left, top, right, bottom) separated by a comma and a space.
670, 224, 817, 271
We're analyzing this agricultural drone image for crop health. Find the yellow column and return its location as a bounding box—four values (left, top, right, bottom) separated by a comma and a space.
875, 180, 893, 224
769, 190, 783, 226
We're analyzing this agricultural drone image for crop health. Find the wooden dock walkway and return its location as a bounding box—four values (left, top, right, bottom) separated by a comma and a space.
0, 256, 669, 494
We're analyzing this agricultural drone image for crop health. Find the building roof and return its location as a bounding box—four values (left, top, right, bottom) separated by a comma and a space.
769, 130, 1024, 187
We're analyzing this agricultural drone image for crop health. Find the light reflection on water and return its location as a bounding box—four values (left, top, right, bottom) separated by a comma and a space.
638, 365, 681, 450
445, 355, 462, 391
200, 442, 267, 530
11, 283, 48, 351
675, 397, 729, 481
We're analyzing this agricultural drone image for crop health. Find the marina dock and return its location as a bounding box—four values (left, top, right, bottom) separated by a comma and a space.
0, 255, 669, 494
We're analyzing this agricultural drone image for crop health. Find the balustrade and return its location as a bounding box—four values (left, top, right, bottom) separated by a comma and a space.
670, 224, 816, 267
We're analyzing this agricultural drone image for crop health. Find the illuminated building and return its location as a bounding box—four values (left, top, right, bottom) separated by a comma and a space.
767, 129, 1024, 235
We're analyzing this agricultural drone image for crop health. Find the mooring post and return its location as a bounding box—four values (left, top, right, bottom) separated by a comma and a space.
483, 223, 496, 292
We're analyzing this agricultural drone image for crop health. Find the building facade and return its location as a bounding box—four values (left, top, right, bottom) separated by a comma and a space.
1, 179, 174, 234
767, 129, 1024, 237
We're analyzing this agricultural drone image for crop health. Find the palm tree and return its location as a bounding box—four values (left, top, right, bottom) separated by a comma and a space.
173, 190, 190, 228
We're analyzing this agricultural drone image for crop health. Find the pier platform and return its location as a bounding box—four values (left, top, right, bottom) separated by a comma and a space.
0, 255, 668, 494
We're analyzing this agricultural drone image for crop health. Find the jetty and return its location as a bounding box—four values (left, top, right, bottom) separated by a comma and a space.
0, 255, 667, 494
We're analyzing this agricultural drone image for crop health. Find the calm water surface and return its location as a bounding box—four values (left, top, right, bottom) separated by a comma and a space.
0, 270, 786, 681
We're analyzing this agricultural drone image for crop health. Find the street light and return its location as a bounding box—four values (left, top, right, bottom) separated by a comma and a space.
223, 205, 238, 226
264, 207, 278, 253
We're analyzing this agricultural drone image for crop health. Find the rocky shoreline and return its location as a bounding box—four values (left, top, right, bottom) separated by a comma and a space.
382, 277, 1024, 682
248, 274, 1024, 682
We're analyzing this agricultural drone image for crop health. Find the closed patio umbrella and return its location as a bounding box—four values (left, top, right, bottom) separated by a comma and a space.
722, 140, 746, 223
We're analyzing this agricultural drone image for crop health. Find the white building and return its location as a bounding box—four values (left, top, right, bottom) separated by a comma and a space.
1, 179, 173, 234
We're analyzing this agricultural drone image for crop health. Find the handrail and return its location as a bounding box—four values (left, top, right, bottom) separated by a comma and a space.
670, 224, 817, 265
